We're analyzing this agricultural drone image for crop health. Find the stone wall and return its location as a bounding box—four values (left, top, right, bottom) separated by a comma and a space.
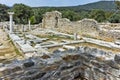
57, 18, 99, 35
99, 30, 120, 39
0, 47, 120, 80
14, 23, 42, 32
42, 11, 99, 36
98, 23, 120, 39
0, 22, 9, 29
99, 23, 120, 28
42, 11, 62, 29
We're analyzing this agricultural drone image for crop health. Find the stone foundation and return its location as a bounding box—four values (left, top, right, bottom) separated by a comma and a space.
0, 47, 119, 80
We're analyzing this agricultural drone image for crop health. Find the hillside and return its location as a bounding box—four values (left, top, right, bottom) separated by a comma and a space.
80, 1, 116, 10
70, 1, 116, 11
0, 1, 118, 23
33, 1, 117, 12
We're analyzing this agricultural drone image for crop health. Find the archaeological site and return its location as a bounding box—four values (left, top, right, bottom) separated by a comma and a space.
0, 0, 120, 80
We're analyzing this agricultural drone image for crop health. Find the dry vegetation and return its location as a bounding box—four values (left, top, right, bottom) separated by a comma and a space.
0, 29, 23, 63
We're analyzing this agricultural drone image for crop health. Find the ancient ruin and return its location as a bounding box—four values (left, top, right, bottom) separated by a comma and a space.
8, 12, 14, 34
42, 11, 99, 36
0, 11, 120, 80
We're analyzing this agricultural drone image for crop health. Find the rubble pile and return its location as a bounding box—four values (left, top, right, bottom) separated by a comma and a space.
0, 46, 120, 80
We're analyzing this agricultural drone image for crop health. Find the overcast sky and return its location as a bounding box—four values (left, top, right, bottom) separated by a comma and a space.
0, 0, 104, 7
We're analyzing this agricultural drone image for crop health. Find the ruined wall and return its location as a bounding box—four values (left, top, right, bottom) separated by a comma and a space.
98, 23, 120, 39
0, 22, 9, 29
42, 11, 62, 29
14, 23, 42, 32
57, 18, 99, 35
42, 11, 99, 36
100, 23, 120, 28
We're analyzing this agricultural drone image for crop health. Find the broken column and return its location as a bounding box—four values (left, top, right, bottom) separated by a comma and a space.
28, 20, 31, 31
74, 33, 77, 40
22, 25, 25, 32
8, 12, 14, 34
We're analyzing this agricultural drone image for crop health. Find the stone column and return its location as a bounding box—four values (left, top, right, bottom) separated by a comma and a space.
8, 12, 14, 34
22, 25, 24, 32
74, 33, 77, 40
28, 20, 31, 30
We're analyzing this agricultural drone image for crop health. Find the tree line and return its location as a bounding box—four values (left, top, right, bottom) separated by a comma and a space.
0, 3, 120, 24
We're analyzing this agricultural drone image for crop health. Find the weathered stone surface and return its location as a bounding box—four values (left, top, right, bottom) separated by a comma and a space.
114, 54, 120, 64
25, 70, 37, 76
42, 11, 62, 29
42, 11, 99, 36
1, 68, 11, 76
0, 43, 3, 46
40, 54, 51, 59
23, 60, 34, 68
105, 60, 120, 69
0, 47, 120, 80
11, 66, 22, 72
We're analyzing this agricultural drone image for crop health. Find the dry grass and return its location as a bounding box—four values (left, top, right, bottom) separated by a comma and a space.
0, 29, 23, 63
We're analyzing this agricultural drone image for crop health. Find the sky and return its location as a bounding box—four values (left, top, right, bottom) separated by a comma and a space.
0, 0, 103, 7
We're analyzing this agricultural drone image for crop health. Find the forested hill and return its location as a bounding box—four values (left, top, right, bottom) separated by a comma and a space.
0, 1, 119, 23
72, 1, 116, 11
34, 1, 116, 11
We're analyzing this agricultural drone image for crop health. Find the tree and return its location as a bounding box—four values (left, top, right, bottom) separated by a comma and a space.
12, 4, 33, 24
33, 8, 46, 24
29, 16, 36, 24
0, 4, 9, 21
62, 10, 80, 21
108, 0, 120, 23
89, 9, 106, 22
109, 11, 120, 23
79, 11, 89, 20
115, 0, 120, 9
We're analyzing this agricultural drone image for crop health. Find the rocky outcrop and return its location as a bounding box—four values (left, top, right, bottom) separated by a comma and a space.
0, 46, 119, 80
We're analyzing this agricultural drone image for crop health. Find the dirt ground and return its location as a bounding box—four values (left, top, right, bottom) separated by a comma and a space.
0, 29, 23, 63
